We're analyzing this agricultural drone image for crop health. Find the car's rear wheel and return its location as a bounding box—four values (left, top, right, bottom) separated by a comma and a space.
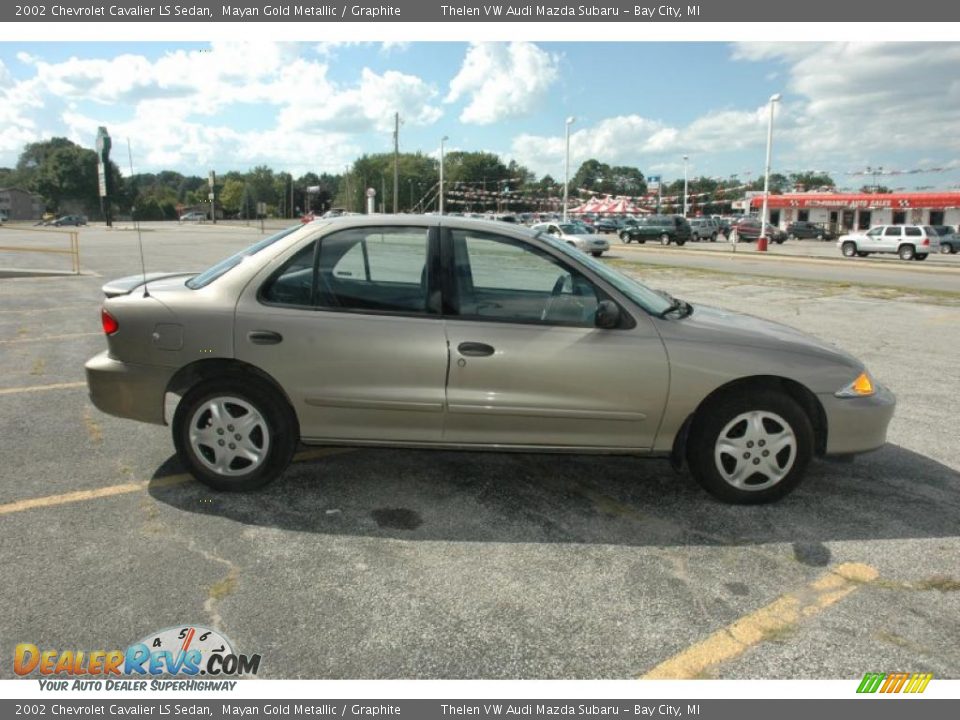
591, 251, 603, 257
915, 254, 928, 261
173, 377, 297, 491
816, 233, 824, 241
898, 244, 916, 261
660, 233, 671, 245
788, 233, 797, 241
940, 244, 952, 254
687, 390, 813, 504
841, 241, 857, 257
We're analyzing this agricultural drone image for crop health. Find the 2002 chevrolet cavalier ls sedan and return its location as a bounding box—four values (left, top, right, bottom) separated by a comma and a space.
85, 216, 895, 504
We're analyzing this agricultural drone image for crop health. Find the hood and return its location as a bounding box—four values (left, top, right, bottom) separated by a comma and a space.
668, 303, 861, 367
102, 272, 196, 298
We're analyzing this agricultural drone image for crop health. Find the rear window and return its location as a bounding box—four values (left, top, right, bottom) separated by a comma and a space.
186, 225, 303, 289
904, 227, 922, 237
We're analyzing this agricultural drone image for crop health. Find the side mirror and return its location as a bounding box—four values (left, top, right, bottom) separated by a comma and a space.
595, 300, 621, 329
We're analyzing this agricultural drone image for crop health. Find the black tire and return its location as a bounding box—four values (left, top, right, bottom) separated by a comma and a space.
841, 241, 857, 258
660, 234, 671, 245
787, 233, 796, 241
898, 244, 915, 261
173, 377, 298, 491
915, 254, 928, 261
711, 232, 718, 242
856, 251, 869, 257
774, 238, 785, 244
940, 244, 952, 254
816, 233, 824, 241
687, 389, 814, 504
676, 239, 687, 247
619, 232, 631, 244
591, 251, 603, 257
637, 238, 646, 244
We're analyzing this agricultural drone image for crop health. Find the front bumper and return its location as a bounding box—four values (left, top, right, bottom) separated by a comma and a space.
85, 351, 175, 426
819, 383, 896, 456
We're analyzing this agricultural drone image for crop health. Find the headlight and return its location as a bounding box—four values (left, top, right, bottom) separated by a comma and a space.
835, 371, 876, 398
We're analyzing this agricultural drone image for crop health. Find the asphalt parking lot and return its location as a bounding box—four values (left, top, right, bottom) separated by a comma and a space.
1, 222, 959, 679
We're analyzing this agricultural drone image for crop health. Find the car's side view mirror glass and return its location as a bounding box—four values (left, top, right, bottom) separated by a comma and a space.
595, 300, 621, 329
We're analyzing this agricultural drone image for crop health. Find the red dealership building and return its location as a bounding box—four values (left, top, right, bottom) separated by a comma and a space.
748, 191, 960, 232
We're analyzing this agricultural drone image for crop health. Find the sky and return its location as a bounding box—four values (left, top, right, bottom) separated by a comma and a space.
1, 41, 959, 191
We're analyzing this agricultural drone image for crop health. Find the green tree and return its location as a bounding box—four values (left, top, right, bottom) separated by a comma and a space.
16, 137, 124, 218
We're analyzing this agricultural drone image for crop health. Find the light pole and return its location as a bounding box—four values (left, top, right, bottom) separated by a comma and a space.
439, 136, 449, 215
760, 93, 782, 245
682, 155, 689, 217
563, 116, 576, 222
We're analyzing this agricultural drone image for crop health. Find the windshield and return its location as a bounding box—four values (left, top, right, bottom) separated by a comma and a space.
540, 235, 673, 315
186, 224, 304, 289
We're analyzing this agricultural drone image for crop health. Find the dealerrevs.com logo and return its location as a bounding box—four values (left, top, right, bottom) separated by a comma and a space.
15, 625, 261, 690
857, 672, 933, 694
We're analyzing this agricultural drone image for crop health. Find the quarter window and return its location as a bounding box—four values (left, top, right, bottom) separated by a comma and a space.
260, 242, 317, 307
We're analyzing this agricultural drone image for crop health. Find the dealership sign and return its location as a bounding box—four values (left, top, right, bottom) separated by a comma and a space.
751, 192, 960, 210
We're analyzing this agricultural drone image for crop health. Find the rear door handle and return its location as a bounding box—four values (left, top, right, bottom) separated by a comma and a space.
458, 341, 495, 357
247, 330, 283, 345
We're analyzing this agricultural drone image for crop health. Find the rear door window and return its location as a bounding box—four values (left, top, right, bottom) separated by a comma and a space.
904, 227, 922, 237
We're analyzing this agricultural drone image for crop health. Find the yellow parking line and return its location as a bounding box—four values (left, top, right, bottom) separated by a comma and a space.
640, 562, 878, 679
0, 332, 100, 345
0, 448, 353, 516
0, 381, 87, 395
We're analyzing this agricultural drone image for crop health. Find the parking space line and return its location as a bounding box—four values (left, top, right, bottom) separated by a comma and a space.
0, 381, 87, 395
639, 562, 879, 679
0, 332, 100, 345
0, 448, 353, 516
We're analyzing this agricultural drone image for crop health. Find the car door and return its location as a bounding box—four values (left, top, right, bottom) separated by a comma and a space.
440, 226, 669, 450
879, 225, 902, 252
234, 224, 449, 443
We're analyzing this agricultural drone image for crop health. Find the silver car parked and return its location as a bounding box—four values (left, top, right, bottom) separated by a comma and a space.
530, 222, 610, 257
86, 216, 895, 504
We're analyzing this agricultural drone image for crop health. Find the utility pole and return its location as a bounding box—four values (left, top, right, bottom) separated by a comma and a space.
393, 112, 400, 214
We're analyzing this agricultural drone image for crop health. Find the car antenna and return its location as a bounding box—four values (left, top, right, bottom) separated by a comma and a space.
127, 138, 149, 298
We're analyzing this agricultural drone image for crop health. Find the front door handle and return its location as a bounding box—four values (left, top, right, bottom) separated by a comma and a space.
247, 330, 283, 345
458, 341, 495, 357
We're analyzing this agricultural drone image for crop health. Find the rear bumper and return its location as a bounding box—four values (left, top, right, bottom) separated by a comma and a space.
85, 351, 175, 425
819, 383, 896, 456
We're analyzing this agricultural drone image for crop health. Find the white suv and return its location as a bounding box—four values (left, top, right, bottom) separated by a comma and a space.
838, 224, 941, 261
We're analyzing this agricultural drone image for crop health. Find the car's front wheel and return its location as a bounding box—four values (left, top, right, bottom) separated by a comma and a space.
619, 232, 631, 243
940, 244, 953, 254
898, 244, 916, 261
841, 241, 857, 257
173, 377, 298, 491
660, 233, 671, 245
687, 389, 813, 504
591, 251, 603, 257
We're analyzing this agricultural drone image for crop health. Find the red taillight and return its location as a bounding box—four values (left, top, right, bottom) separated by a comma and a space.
922, 238, 930, 246
101, 307, 119, 335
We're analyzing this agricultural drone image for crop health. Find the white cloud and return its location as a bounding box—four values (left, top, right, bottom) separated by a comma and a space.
446, 42, 560, 125
0, 42, 442, 173
734, 42, 960, 167
509, 107, 778, 179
